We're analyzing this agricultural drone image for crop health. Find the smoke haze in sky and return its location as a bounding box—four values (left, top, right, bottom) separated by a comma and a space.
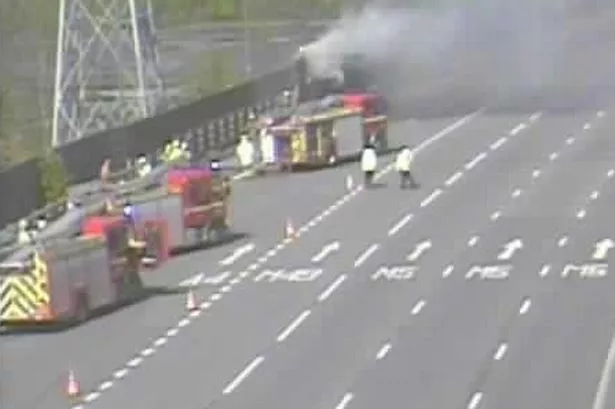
301, 0, 615, 113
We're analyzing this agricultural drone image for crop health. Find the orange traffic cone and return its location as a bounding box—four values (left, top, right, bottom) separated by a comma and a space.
186, 289, 197, 311
285, 218, 295, 238
66, 369, 80, 398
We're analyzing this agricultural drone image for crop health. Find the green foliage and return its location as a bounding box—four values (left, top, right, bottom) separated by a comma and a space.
184, 47, 242, 98
212, 0, 239, 20
37, 150, 69, 205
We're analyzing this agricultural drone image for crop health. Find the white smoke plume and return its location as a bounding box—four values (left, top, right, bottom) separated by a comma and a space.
300, 0, 615, 113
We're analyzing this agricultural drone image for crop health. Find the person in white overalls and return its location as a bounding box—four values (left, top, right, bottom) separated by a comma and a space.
260, 127, 275, 165
360, 143, 378, 187
236, 134, 255, 170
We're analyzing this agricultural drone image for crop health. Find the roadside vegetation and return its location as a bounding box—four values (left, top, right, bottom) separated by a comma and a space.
0, 0, 341, 169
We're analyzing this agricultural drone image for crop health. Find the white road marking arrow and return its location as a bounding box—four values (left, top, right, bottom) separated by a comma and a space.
311, 241, 341, 262
497, 239, 523, 260
407, 240, 432, 262
593, 239, 615, 260
219, 243, 255, 266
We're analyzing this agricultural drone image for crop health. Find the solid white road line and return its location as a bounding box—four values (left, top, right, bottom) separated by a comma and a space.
592, 326, 615, 409
222, 356, 265, 395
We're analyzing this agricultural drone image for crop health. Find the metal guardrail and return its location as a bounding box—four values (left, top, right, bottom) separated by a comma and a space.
0, 86, 296, 251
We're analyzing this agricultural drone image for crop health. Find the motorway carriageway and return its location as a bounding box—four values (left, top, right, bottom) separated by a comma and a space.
4, 107, 615, 409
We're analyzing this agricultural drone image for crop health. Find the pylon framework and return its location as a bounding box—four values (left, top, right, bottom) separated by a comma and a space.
51, 0, 166, 147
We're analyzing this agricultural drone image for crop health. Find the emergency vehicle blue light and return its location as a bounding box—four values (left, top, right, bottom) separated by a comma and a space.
210, 160, 221, 171
122, 205, 134, 219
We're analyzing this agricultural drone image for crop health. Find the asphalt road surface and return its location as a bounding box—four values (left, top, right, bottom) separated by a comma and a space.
4, 105, 615, 409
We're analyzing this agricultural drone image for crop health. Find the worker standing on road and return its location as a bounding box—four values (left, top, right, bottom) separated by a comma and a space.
136, 155, 152, 177
360, 143, 378, 187
236, 134, 255, 170
17, 219, 33, 245
260, 127, 275, 165
395, 145, 419, 189
180, 140, 191, 161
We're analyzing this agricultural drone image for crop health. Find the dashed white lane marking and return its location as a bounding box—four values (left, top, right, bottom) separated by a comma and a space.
494, 343, 508, 361
490, 136, 507, 151
141, 347, 155, 357
218, 243, 255, 266
442, 265, 454, 278
558, 236, 569, 247
335, 393, 354, 409
276, 309, 311, 343
468, 236, 479, 247
608, 169, 615, 178
412, 300, 426, 315
549, 152, 558, 161
222, 356, 265, 395
318, 274, 347, 302
584, 123, 592, 130
445, 171, 463, 186
468, 391, 483, 409
113, 369, 128, 379
566, 137, 575, 145
153, 337, 167, 347
98, 381, 113, 392
127, 357, 142, 368
420, 188, 442, 207
387, 214, 413, 236
84, 392, 100, 403
490, 211, 501, 221
376, 343, 392, 360
519, 299, 532, 315
591, 191, 600, 200
532, 169, 541, 179
529, 112, 542, 122
510, 122, 526, 135
539, 264, 551, 277
597, 110, 605, 118
512, 188, 522, 198
354, 244, 380, 267
577, 209, 587, 219
70, 113, 486, 408
465, 152, 487, 170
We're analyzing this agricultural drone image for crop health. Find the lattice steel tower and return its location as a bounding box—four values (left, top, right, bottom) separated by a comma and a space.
51, 0, 166, 147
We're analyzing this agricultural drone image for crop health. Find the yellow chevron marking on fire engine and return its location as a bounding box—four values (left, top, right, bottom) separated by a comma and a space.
0, 251, 50, 322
